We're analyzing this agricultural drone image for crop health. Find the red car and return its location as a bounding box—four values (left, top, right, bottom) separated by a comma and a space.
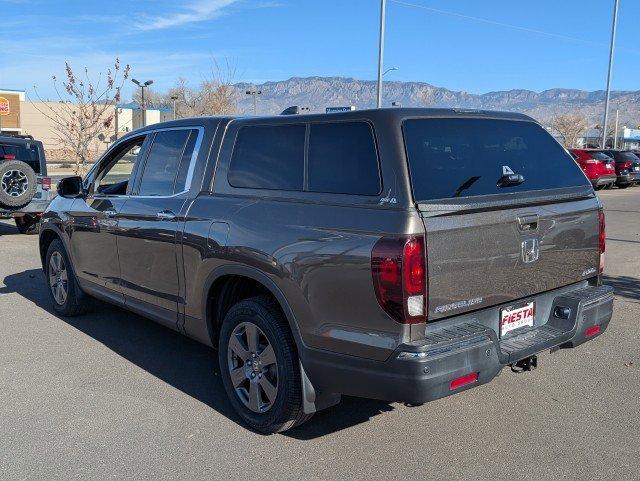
569, 149, 617, 190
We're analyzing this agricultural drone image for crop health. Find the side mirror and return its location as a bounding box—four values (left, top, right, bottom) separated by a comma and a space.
57, 176, 84, 198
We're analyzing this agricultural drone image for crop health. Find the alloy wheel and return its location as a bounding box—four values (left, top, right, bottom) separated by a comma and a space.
1, 170, 29, 197
48, 252, 68, 306
227, 321, 279, 413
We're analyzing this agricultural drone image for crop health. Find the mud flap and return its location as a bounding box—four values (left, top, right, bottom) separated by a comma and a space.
300, 361, 341, 414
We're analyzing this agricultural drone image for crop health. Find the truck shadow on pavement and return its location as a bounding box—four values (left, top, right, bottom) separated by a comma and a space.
603, 275, 640, 302
0, 221, 19, 235
1, 268, 395, 439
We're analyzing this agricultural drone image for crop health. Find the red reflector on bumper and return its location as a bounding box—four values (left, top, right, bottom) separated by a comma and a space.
449, 372, 478, 391
585, 325, 601, 337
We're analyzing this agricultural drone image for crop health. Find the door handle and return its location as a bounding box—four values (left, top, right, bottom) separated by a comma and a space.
156, 210, 176, 221
103, 209, 117, 218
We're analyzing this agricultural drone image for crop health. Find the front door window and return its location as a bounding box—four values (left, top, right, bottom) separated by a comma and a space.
95, 140, 145, 196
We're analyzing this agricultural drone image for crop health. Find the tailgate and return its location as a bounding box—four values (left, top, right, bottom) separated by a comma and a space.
402, 116, 601, 321
422, 199, 600, 320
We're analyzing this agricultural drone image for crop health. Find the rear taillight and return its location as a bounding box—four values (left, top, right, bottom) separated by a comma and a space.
2, 154, 16, 160
450, 372, 478, 390
620, 161, 633, 170
372, 235, 427, 324
598, 209, 605, 274
585, 325, 601, 337
41, 177, 52, 190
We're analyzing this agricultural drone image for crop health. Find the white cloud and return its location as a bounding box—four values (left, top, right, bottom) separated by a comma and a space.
1, 46, 220, 100
138, 0, 240, 31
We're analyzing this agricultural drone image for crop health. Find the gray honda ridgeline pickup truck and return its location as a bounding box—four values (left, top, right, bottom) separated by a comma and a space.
40, 108, 613, 433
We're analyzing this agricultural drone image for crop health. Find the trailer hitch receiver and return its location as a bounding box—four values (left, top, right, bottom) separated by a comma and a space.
510, 355, 538, 373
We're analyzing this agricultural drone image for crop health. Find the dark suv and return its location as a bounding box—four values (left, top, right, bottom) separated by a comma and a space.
0, 135, 53, 233
40, 109, 614, 433
597, 149, 640, 188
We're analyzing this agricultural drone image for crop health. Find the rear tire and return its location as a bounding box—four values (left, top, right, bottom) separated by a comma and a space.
617, 183, 630, 189
0, 160, 37, 209
15, 214, 39, 235
45, 239, 91, 316
218, 295, 312, 434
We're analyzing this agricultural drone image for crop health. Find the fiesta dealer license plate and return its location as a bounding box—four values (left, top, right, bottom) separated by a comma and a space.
500, 301, 535, 337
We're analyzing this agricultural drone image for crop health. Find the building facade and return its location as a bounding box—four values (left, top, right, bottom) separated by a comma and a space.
0, 89, 24, 134
0, 89, 173, 162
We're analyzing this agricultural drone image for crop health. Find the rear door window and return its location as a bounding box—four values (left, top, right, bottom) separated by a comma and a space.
590, 152, 614, 162
308, 122, 381, 195
617, 151, 640, 162
228, 124, 305, 190
137, 129, 191, 196
172, 130, 199, 194
403, 118, 589, 201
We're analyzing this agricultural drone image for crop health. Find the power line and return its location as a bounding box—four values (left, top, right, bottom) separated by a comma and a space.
390, 0, 632, 51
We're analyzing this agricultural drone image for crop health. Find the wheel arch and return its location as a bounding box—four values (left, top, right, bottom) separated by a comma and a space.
39, 224, 72, 271
202, 265, 306, 352
39, 226, 61, 268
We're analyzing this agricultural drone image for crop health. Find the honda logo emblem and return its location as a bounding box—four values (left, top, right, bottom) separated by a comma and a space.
522, 238, 540, 263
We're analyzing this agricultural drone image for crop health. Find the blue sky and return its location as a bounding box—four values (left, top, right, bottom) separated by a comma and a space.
1, 0, 639, 100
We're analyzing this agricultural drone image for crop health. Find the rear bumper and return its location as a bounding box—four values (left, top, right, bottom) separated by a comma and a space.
303, 285, 613, 405
0, 199, 51, 217
617, 172, 640, 184
591, 175, 616, 187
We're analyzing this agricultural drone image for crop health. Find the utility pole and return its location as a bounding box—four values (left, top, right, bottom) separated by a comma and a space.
601, 0, 619, 148
376, 0, 387, 108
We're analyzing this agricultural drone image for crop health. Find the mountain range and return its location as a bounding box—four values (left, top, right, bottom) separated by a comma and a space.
234, 76, 640, 127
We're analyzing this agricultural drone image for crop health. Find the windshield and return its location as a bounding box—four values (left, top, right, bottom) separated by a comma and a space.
0, 141, 41, 173
403, 118, 589, 202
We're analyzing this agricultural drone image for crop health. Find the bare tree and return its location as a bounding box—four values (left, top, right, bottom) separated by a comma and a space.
593, 123, 617, 148
132, 87, 165, 109
165, 59, 238, 118
548, 113, 589, 148
32, 59, 130, 174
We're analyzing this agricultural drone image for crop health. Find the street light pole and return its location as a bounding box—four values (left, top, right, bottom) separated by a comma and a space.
245, 90, 262, 115
383, 66, 399, 77
132, 78, 154, 128
601, 0, 619, 148
614, 109, 619, 149
171, 95, 178, 120
376, 0, 387, 108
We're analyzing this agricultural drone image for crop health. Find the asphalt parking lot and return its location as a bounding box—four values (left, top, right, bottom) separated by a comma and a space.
1, 188, 638, 480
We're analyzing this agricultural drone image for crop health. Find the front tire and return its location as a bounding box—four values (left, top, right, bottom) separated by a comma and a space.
218, 295, 312, 434
45, 239, 90, 316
